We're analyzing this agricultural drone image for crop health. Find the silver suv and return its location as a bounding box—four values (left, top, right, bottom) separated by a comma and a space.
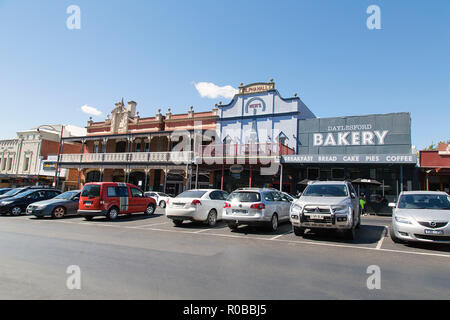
290, 181, 361, 240
222, 188, 293, 231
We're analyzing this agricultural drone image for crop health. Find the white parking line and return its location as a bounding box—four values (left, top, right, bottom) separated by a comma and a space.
193, 228, 215, 234
376, 226, 388, 249
126, 222, 169, 229
270, 231, 293, 240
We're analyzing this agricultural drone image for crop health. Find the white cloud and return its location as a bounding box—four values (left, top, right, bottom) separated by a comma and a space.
194, 82, 238, 99
81, 105, 102, 116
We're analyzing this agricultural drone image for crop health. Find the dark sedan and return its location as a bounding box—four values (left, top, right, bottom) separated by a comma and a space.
27, 190, 81, 218
0, 186, 46, 201
0, 188, 12, 195
0, 189, 61, 216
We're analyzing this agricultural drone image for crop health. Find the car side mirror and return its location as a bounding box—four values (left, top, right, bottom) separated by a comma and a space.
350, 193, 356, 199
73, 197, 79, 201
388, 202, 396, 208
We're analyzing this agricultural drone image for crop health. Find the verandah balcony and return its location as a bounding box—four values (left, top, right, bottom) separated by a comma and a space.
59, 151, 193, 164
197, 142, 295, 158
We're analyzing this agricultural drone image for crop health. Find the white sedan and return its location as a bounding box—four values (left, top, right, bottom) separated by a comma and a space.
165, 189, 229, 227
144, 191, 172, 208
390, 191, 450, 244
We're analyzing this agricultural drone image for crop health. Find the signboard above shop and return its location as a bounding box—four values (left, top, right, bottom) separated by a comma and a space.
297, 112, 412, 156
238, 82, 275, 95
283, 154, 417, 164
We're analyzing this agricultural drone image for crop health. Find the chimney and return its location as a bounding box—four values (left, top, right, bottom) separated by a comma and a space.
127, 101, 137, 117
166, 108, 172, 120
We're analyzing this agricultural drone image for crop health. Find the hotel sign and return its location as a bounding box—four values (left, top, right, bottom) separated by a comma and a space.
239, 82, 275, 95
283, 154, 417, 164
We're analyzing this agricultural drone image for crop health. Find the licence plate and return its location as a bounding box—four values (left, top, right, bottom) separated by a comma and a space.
232, 209, 248, 214
84, 201, 92, 206
173, 203, 185, 207
424, 229, 444, 235
309, 214, 324, 219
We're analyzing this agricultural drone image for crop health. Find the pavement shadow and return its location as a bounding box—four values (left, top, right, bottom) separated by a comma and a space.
90, 213, 165, 223
171, 220, 228, 229
400, 241, 450, 253
228, 221, 292, 236
300, 224, 386, 245
28, 215, 82, 220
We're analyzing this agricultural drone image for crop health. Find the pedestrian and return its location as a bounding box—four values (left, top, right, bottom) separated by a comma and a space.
360, 195, 367, 216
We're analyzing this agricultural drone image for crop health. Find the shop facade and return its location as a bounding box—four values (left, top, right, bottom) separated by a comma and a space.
419, 143, 450, 193
283, 113, 417, 209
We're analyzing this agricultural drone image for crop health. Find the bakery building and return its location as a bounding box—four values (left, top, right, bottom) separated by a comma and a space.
283, 112, 418, 203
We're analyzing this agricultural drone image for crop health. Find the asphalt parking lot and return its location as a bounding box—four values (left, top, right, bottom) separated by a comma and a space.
0, 208, 448, 299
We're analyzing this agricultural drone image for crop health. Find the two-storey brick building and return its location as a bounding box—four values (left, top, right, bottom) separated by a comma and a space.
59, 100, 219, 195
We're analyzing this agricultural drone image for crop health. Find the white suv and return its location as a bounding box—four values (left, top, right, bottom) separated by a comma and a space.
290, 181, 361, 240
222, 188, 292, 231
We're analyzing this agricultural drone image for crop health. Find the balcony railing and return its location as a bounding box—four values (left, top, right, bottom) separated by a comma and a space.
59, 151, 193, 164
198, 142, 295, 158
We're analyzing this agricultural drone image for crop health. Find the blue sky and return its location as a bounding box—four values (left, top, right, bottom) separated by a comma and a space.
0, 0, 448, 149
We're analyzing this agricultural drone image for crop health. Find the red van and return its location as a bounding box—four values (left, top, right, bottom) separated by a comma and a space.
78, 182, 156, 220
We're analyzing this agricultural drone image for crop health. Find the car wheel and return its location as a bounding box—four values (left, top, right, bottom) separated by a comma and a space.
11, 206, 22, 216
389, 226, 404, 244
268, 214, 278, 232
159, 200, 166, 208
293, 226, 305, 236
206, 209, 217, 227
344, 227, 356, 240
52, 206, 66, 219
227, 222, 238, 230
107, 207, 119, 220
145, 203, 156, 215
173, 219, 183, 226
84, 216, 93, 221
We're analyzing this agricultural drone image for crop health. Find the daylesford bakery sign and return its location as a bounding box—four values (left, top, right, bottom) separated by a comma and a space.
313, 124, 389, 146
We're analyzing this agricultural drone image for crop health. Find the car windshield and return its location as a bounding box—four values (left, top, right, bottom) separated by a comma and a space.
55, 191, 79, 200
81, 185, 101, 198
227, 192, 261, 202
176, 191, 207, 198
13, 189, 36, 198
398, 194, 450, 210
2, 188, 24, 196
303, 184, 349, 197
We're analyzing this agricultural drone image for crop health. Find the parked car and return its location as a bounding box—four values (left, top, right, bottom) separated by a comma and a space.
290, 181, 361, 240
0, 188, 12, 195
222, 188, 292, 231
389, 191, 450, 244
78, 182, 156, 220
0, 188, 61, 216
26, 190, 81, 219
282, 192, 296, 202
0, 186, 46, 201
165, 189, 228, 226
144, 191, 173, 208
